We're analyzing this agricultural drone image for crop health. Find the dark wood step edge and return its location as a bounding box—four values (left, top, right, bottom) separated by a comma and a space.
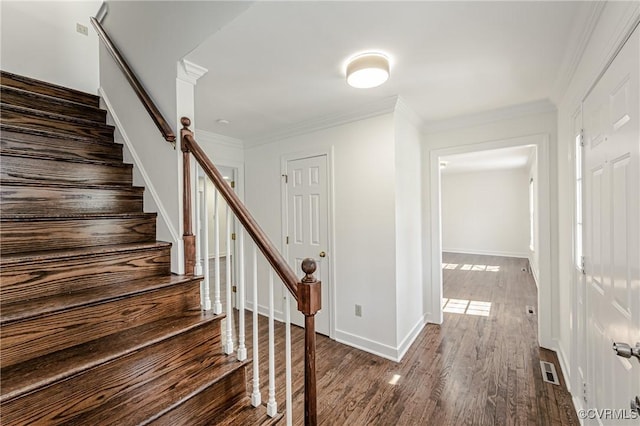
0, 71, 100, 107
0, 85, 106, 120
0, 148, 132, 168
1, 212, 156, 222
0, 241, 171, 268
0, 274, 201, 325
0, 103, 114, 132
140, 359, 251, 426
0, 124, 119, 148
0, 312, 224, 403
0, 180, 145, 192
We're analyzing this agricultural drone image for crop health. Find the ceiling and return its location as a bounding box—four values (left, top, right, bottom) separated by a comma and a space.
188, 1, 586, 141
440, 145, 535, 174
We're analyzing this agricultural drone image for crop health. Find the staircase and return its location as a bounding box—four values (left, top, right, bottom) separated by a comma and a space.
0, 71, 281, 425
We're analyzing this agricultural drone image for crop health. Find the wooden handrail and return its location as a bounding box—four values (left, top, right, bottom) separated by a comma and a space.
180, 118, 299, 299
181, 117, 320, 425
90, 17, 176, 144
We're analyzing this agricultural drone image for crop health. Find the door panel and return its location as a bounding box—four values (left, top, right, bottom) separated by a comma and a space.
285, 155, 330, 336
583, 26, 639, 423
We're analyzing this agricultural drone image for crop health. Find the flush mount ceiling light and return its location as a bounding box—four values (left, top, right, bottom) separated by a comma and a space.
346, 53, 390, 89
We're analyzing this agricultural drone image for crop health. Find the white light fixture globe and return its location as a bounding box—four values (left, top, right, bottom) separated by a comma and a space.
346, 53, 390, 89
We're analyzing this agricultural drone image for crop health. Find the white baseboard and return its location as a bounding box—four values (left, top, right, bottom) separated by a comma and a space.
245, 300, 284, 323
397, 314, 427, 361
334, 329, 400, 362
442, 248, 529, 258
555, 342, 572, 392
207, 253, 228, 260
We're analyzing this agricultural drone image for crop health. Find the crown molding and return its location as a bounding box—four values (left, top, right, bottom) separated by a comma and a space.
195, 128, 244, 149
550, 1, 606, 105
245, 96, 398, 148
177, 59, 208, 85
395, 96, 423, 129
422, 99, 556, 135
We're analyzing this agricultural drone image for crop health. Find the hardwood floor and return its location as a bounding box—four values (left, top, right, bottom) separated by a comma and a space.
214, 253, 578, 425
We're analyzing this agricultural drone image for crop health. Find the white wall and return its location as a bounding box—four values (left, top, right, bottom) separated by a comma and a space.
554, 0, 639, 403
441, 168, 530, 258
1, 1, 101, 93
245, 113, 403, 359
393, 107, 425, 358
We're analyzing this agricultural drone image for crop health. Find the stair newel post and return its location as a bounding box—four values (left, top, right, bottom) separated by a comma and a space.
180, 117, 196, 275
298, 258, 321, 426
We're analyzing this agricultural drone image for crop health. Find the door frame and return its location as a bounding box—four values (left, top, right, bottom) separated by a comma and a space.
280, 148, 336, 339
428, 134, 553, 348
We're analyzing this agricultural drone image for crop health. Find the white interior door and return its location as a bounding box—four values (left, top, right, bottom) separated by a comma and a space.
583, 26, 639, 422
285, 155, 330, 336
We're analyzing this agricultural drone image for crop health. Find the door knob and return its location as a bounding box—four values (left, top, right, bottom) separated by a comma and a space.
319, 251, 326, 258
612, 342, 640, 362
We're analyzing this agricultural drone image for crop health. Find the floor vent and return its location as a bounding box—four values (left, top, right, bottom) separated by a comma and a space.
540, 361, 560, 385
526, 305, 536, 315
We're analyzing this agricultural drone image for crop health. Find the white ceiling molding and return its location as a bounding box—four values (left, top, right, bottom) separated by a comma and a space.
177, 59, 208, 85
550, 1, 606, 105
395, 96, 423, 129
245, 96, 398, 148
422, 99, 556, 135
195, 128, 244, 149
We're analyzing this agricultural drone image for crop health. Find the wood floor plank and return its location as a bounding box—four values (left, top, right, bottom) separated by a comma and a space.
218, 253, 579, 425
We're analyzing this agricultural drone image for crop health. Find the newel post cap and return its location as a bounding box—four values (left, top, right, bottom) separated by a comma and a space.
298, 258, 321, 316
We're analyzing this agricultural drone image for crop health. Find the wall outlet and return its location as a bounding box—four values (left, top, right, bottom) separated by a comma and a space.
355, 304, 362, 317
76, 23, 88, 36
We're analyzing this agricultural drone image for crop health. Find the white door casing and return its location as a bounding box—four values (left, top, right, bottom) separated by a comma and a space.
283, 154, 331, 336
583, 25, 639, 422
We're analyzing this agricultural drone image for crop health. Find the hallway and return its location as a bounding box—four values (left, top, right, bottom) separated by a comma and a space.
236, 253, 579, 424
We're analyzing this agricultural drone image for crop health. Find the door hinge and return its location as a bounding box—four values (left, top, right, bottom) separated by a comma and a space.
282, 174, 288, 184
581, 255, 586, 274
232, 285, 237, 293
230, 181, 235, 189
579, 130, 585, 147
231, 232, 236, 241
286, 236, 289, 245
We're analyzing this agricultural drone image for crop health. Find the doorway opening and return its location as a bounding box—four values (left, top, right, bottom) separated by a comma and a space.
429, 134, 553, 348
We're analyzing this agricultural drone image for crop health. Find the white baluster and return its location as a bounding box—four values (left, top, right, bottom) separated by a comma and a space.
237, 227, 247, 361
201, 177, 211, 310
251, 244, 261, 406
223, 205, 234, 354
212, 188, 222, 314
195, 175, 203, 277
285, 291, 292, 426
266, 270, 278, 417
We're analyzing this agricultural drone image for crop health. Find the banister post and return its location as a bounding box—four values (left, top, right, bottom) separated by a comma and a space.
181, 117, 196, 275
298, 258, 321, 426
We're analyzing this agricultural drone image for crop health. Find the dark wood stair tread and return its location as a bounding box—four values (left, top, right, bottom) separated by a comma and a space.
0, 85, 107, 123
1, 123, 117, 147
1, 103, 113, 130
1, 212, 155, 222
0, 147, 129, 167
0, 179, 144, 192
215, 400, 285, 426
1, 103, 114, 142
0, 241, 170, 267
1, 71, 100, 107
0, 311, 224, 404
1, 274, 202, 323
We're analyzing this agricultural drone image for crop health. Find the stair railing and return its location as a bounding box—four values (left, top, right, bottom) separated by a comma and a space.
182, 118, 320, 425
90, 17, 176, 145
92, 15, 320, 424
